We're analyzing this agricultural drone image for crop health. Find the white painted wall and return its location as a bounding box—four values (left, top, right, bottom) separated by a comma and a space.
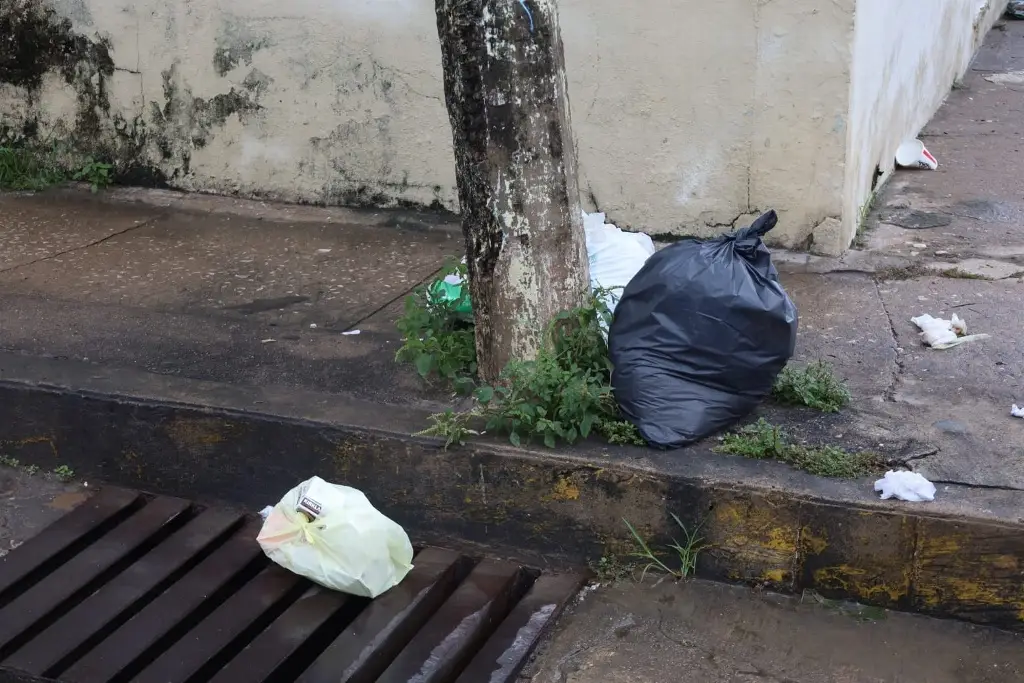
0, 0, 1004, 252
841, 0, 1005, 252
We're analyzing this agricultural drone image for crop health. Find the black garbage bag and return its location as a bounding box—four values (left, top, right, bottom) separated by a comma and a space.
608, 210, 798, 448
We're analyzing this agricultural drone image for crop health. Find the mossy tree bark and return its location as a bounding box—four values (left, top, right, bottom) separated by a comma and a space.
435, 0, 590, 382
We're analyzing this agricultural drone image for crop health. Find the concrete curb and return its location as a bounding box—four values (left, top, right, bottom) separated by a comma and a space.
0, 352, 1021, 632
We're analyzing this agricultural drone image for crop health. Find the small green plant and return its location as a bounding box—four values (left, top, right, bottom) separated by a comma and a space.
414, 409, 478, 450
667, 513, 704, 578
0, 454, 73, 480
396, 260, 477, 387
772, 361, 851, 413
854, 189, 879, 247
0, 145, 67, 190
474, 290, 632, 448
802, 590, 888, 622
716, 418, 881, 478
596, 418, 646, 446
589, 554, 636, 583
401, 276, 644, 449
938, 267, 987, 280
73, 159, 113, 192
624, 515, 706, 581
874, 264, 930, 281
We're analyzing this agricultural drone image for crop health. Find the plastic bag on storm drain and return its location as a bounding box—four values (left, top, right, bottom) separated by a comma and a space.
608, 210, 798, 448
257, 476, 414, 598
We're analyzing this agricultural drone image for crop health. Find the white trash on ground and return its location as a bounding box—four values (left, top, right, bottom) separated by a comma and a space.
435, 214, 655, 322
874, 470, 936, 502
582, 210, 655, 317
911, 313, 989, 349
895, 139, 938, 170
1012, 404, 1024, 419
257, 476, 414, 598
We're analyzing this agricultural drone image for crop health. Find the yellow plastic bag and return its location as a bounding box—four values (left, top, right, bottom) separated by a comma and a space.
257, 477, 414, 598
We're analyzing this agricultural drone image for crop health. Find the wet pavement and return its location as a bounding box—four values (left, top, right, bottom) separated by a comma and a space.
791, 16, 1024, 492
526, 578, 1024, 683
0, 466, 87, 559
3, 33, 1024, 495
753, 17, 1024, 492
0, 189, 463, 408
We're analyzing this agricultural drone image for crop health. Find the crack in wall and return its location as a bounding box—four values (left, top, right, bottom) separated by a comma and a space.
702, 209, 765, 232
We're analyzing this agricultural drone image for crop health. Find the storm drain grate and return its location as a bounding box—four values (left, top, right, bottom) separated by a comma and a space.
0, 487, 586, 683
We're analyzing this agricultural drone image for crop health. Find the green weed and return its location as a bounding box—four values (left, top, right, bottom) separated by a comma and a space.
73, 159, 113, 192
0, 143, 113, 193
589, 554, 637, 583
624, 515, 706, 581
401, 278, 645, 450
596, 418, 646, 446
873, 263, 930, 281
396, 259, 477, 388
0, 454, 75, 482
938, 268, 988, 280
716, 418, 881, 478
414, 410, 478, 450
53, 464, 75, 482
802, 590, 888, 622
0, 145, 67, 190
474, 289, 634, 448
772, 360, 851, 412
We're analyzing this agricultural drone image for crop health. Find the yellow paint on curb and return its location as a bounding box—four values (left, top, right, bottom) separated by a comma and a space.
551, 476, 580, 501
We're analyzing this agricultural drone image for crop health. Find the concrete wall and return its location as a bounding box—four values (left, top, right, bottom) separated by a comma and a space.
0, 0, 856, 248
0, 0, 1000, 251
840, 0, 1005, 252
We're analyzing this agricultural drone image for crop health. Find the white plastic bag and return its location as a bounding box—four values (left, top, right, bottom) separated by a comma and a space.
874, 470, 936, 502
257, 477, 414, 598
582, 211, 655, 317
910, 313, 988, 349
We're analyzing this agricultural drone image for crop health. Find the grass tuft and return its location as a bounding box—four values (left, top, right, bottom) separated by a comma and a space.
716, 418, 881, 478
772, 361, 851, 413
624, 515, 706, 581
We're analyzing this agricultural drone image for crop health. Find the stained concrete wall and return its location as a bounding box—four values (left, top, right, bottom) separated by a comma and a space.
0, 0, 1001, 252
840, 0, 1005, 253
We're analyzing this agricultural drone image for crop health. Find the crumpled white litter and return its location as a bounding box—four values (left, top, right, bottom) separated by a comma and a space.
583, 210, 655, 318
1012, 404, 1024, 419
910, 313, 989, 349
259, 505, 274, 520
439, 216, 654, 323
874, 470, 936, 502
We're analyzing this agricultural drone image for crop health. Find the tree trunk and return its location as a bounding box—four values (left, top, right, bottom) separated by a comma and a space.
434, 0, 590, 382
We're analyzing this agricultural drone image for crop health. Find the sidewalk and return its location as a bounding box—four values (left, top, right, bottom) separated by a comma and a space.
0, 188, 463, 409
0, 14, 1023, 639
525, 577, 1024, 682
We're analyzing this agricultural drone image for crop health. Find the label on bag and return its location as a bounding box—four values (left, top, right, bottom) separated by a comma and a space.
296, 478, 329, 520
